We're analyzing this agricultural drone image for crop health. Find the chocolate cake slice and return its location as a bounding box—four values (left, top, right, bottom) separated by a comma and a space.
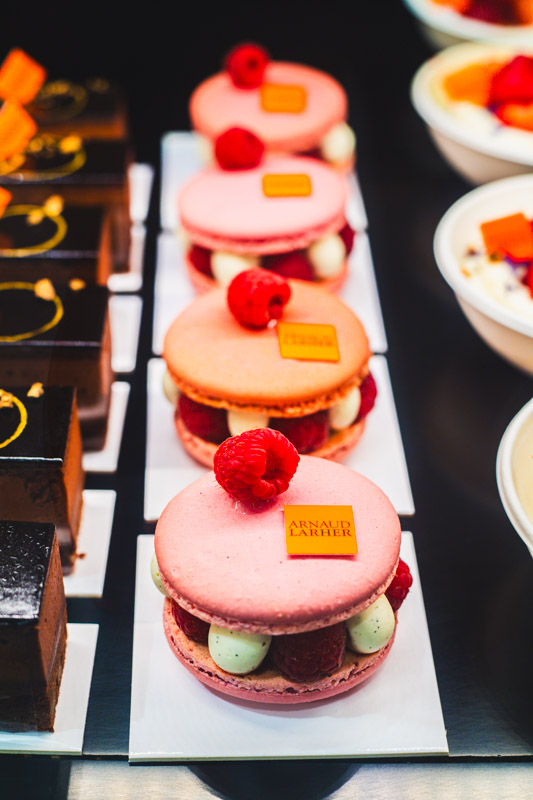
0, 279, 112, 450
0, 521, 67, 731
0, 201, 112, 285
0, 386, 84, 571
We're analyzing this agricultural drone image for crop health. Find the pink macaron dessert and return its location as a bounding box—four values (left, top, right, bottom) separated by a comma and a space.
190, 44, 356, 172
179, 136, 356, 293
153, 429, 412, 704
162, 270, 377, 467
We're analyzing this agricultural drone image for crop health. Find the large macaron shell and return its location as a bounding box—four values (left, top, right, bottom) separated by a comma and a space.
178, 155, 348, 255
163, 281, 370, 412
155, 456, 401, 635
163, 598, 395, 704
190, 62, 347, 154
175, 416, 366, 468
185, 251, 349, 295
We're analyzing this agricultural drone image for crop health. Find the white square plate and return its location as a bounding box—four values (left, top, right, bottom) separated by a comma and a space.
129, 534, 447, 761
160, 132, 367, 234
0, 623, 99, 755
110, 294, 142, 374
144, 356, 414, 521
63, 489, 116, 598
82, 381, 130, 474
152, 229, 387, 356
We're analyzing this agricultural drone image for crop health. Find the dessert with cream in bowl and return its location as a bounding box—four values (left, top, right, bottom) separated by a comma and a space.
434, 172, 533, 373
152, 428, 412, 704
162, 270, 377, 466
404, 0, 533, 50
190, 44, 356, 172
178, 129, 356, 293
497, 397, 533, 558
411, 43, 533, 183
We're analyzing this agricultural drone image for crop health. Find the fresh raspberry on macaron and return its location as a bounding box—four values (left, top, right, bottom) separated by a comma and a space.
227, 268, 291, 329
172, 600, 210, 644
385, 559, 413, 612
264, 251, 315, 281
271, 622, 346, 682
271, 410, 330, 454
225, 43, 269, 89
214, 427, 299, 505
214, 127, 265, 171
177, 394, 230, 443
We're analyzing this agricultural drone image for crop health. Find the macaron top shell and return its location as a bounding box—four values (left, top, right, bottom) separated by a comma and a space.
155, 456, 401, 635
163, 280, 370, 412
190, 62, 347, 153
178, 155, 348, 254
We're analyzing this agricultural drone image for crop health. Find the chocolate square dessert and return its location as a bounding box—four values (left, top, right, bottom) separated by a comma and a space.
0, 280, 112, 450
0, 386, 84, 570
0, 135, 130, 207
27, 77, 128, 140
0, 521, 67, 731
0, 199, 112, 285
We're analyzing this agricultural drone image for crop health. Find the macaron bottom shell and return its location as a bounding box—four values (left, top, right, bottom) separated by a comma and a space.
185, 252, 349, 295
163, 598, 395, 705
175, 414, 366, 468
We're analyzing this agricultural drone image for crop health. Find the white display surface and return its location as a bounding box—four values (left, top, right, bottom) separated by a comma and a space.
160, 131, 368, 234
110, 294, 142, 373
0, 624, 99, 755
152, 229, 387, 356
82, 381, 130, 474
129, 534, 447, 761
63, 490, 116, 598
144, 357, 414, 521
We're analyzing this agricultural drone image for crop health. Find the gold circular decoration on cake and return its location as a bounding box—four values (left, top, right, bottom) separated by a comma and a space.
0, 204, 68, 256
31, 80, 89, 123
0, 281, 64, 342
0, 391, 28, 449
0, 133, 87, 180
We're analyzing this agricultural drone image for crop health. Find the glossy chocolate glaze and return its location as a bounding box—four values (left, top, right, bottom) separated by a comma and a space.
0, 521, 55, 622
28, 79, 124, 126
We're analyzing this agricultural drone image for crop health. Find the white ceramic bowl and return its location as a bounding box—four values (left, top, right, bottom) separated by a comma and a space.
411, 43, 533, 184
497, 397, 533, 558
403, 0, 533, 50
434, 173, 533, 373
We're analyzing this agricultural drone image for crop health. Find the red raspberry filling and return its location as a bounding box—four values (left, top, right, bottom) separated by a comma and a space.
271, 622, 346, 683
271, 410, 330, 454
214, 428, 299, 505
357, 372, 377, 422
339, 222, 356, 256
214, 127, 265, 171
227, 268, 291, 330
189, 245, 213, 277
172, 600, 210, 644
385, 559, 413, 612
177, 394, 230, 444
263, 251, 315, 281
225, 43, 269, 89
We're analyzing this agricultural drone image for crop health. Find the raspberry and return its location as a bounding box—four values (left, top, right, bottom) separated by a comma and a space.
227, 268, 291, 329
465, 0, 515, 22
489, 56, 533, 106
264, 251, 314, 281
271, 410, 329, 454
225, 43, 269, 89
339, 222, 356, 256
172, 600, 210, 644
189, 245, 212, 276
528, 263, 533, 297
385, 559, 413, 612
177, 394, 230, 443
214, 428, 299, 504
271, 623, 346, 683
356, 372, 377, 422
214, 127, 265, 171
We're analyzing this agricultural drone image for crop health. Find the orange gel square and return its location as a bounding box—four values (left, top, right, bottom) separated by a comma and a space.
0, 49, 46, 104
260, 83, 307, 113
0, 102, 37, 160
0, 188, 11, 217
480, 213, 533, 261
262, 174, 312, 197
285, 505, 357, 556
277, 322, 340, 362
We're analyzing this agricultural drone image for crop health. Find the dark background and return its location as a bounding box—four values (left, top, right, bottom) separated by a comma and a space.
2, 1, 533, 797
